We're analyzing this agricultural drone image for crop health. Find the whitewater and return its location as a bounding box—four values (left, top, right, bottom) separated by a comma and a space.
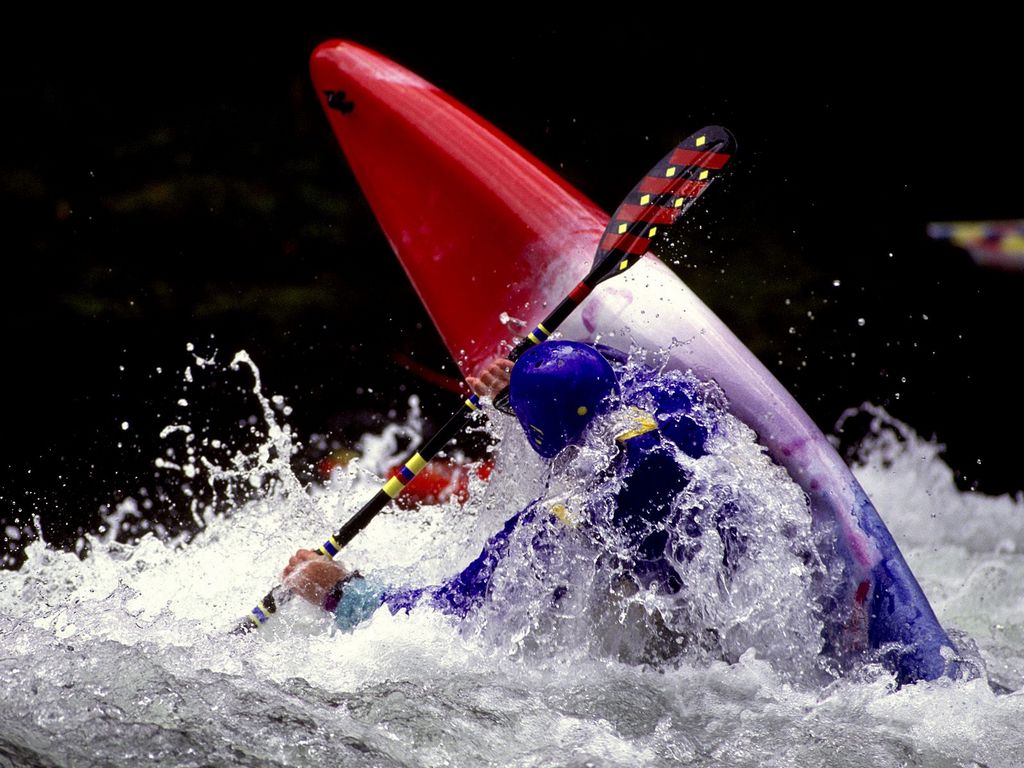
1, 349, 1022, 768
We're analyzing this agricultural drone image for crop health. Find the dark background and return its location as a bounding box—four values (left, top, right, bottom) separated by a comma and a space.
2, 20, 1021, 562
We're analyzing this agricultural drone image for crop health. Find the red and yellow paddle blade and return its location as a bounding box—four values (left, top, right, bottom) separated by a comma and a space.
593, 126, 736, 281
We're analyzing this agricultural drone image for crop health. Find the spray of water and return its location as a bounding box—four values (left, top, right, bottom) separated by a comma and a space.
1, 351, 1022, 767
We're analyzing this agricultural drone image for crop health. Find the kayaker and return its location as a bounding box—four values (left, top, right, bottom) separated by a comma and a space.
282, 341, 745, 641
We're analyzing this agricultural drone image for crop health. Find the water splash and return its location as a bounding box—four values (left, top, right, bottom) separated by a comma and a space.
846, 403, 1024, 693
457, 364, 832, 684
2, 354, 1023, 767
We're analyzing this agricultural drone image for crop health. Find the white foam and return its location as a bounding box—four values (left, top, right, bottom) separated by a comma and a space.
1, 358, 1021, 767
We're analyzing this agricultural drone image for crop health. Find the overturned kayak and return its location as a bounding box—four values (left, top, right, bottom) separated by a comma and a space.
310, 40, 956, 683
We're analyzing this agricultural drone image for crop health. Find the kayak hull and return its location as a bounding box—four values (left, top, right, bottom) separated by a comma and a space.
310, 40, 955, 683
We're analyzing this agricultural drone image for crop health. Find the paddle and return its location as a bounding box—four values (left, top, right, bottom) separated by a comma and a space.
232, 125, 736, 634
492, 125, 736, 408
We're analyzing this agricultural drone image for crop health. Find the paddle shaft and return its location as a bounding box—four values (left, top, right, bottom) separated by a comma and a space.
236, 250, 623, 632
236, 236, 672, 633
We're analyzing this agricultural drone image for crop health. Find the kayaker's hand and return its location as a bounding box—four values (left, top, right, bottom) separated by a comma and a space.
283, 549, 350, 607
467, 358, 513, 398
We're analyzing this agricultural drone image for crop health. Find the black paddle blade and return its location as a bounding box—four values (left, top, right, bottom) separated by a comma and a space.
591, 125, 736, 282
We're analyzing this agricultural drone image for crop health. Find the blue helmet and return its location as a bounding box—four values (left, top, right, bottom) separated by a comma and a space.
509, 341, 619, 458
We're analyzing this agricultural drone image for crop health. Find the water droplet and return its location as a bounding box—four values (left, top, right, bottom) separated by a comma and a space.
120, 421, 129, 431
857, 318, 866, 327
832, 279, 841, 287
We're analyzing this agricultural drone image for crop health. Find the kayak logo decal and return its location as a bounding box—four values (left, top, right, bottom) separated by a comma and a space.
324, 90, 355, 114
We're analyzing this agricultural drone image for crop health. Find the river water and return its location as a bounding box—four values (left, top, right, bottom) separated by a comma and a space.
1, 352, 1021, 767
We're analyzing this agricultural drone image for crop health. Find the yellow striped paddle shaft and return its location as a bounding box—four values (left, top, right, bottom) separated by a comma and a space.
232, 392, 482, 633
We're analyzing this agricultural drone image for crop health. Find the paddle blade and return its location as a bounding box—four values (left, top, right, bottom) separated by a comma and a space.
591, 126, 736, 282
